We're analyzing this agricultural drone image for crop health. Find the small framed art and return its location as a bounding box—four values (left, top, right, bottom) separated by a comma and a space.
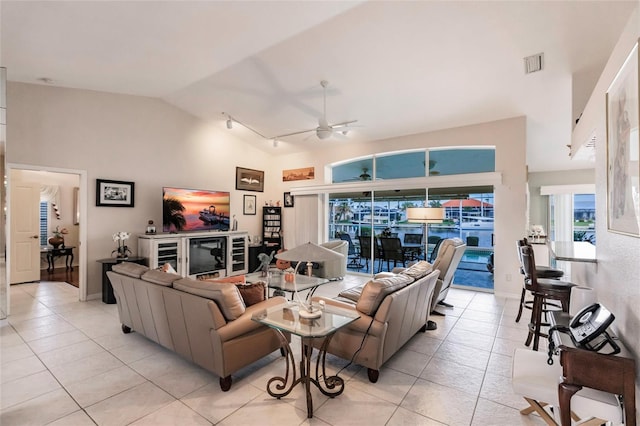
96, 179, 135, 207
284, 192, 294, 208
236, 167, 264, 192
243, 195, 257, 215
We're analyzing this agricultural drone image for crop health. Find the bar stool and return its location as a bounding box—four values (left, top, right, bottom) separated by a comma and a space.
519, 244, 575, 351
515, 239, 566, 322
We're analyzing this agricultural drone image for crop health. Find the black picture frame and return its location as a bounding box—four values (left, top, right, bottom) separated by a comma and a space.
235, 167, 264, 192
284, 192, 294, 208
243, 195, 257, 215
96, 179, 135, 207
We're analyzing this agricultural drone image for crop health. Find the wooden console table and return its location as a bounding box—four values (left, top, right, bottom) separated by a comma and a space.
550, 312, 636, 426
42, 246, 75, 272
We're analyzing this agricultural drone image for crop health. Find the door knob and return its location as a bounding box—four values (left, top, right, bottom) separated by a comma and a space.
31, 235, 39, 239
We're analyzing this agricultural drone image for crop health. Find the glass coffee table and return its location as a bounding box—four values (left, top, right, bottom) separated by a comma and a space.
252, 301, 360, 418
245, 270, 330, 300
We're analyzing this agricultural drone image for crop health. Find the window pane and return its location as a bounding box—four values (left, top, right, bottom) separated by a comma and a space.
40, 202, 48, 246
429, 148, 495, 176
332, 158, 374, 183
574, 193, 595, 244
376, 151, 426, 179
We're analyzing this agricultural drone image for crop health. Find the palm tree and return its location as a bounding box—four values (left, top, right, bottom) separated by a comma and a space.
335, 202, 353, 222
163, 196, 186, 231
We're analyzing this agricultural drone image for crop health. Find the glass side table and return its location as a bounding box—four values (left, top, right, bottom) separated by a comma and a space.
252, 301, 360, 418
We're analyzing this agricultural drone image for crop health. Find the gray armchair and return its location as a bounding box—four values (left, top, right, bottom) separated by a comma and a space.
430, 238, 466, 313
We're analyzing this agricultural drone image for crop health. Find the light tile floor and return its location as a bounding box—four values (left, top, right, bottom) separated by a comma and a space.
0, 274, 549, 426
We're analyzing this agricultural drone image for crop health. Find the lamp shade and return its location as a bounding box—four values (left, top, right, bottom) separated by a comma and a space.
406, 207, 445, 223
275, 242, 343, 262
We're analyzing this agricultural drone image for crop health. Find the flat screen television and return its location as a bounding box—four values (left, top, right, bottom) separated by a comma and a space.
163, 187, 230, 232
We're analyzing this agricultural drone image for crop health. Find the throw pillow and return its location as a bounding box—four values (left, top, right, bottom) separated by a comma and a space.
202, 275, 246, 284
237, 282, 266, 306
356, 274, 414, 316
160, 263, 177, 274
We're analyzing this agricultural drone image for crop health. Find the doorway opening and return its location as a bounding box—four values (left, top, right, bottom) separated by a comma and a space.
7, 164, 87, 308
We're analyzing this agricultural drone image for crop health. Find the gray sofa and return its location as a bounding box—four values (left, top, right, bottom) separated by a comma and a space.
311, 262, 440, 382
107, 262, 287, 391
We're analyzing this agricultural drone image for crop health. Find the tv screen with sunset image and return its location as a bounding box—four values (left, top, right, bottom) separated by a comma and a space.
162, 187, 230, 232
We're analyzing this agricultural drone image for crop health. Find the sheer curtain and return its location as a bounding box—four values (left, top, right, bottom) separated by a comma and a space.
40, 185, 60, 220
551, 193, 573, 276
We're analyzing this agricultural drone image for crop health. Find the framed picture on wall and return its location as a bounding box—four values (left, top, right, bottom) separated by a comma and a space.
243, 195, 256, 215
284, 192, 294, 207
96, 179, 135, 207
236, 167, 264, 192
606, 40, 639, 237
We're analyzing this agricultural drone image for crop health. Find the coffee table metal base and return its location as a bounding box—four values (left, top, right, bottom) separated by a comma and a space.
268, 330, 344, 418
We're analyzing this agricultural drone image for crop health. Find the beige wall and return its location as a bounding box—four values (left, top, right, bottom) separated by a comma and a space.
7, 81, 528, 300
272, 116, 528, 298
528, 169, 596, 230
572, 6, 640, 416
7, 82, 280, 299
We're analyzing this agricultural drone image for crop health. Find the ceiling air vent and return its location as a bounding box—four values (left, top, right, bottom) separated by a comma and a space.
524, 53, 544, 74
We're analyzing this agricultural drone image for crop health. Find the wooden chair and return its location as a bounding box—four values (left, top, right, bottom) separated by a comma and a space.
519, 244, 575, 351
515, 238, 566, 322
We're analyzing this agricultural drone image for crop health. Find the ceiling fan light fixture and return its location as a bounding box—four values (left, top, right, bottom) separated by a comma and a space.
317, 128, 332, 139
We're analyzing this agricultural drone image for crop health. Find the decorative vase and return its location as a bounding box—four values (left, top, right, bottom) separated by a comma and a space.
48, 236, 64, 249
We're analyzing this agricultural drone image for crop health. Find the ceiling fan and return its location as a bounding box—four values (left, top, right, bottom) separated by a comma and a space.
275, 80, 357, 140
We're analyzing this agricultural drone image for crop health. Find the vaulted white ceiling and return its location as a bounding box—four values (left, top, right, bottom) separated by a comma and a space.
1, 1, 636, 172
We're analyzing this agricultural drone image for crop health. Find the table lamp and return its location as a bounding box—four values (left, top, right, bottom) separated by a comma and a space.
406, 207, 445, 259
275, 242, 343, 318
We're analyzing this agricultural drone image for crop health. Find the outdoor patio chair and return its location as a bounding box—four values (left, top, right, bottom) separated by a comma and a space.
379, 237, 408, 270
357, 236, 382, 273
339, 233, 363, 269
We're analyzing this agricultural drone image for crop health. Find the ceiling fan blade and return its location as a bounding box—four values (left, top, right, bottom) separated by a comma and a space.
330, 120, 358, 128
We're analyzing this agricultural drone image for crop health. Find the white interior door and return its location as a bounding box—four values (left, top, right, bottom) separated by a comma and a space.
10, 181, 41, 284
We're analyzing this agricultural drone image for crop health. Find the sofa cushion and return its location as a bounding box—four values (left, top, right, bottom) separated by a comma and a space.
356, 274, 414, 316
141, 269, 181, 287
338, 285, 365, 303
399, 261, 433, 280
173, 277, 245, 320
112, 262, 149, 278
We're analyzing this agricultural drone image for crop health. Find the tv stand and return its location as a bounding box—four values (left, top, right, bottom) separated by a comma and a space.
139, 231, 248, 278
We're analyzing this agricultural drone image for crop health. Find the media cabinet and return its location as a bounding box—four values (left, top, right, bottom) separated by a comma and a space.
138, 231, 248, 279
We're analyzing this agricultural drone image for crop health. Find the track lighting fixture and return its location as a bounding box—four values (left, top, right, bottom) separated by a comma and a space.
222, 112, 269, 139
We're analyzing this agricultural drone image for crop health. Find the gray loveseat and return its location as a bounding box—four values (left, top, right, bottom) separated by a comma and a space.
107, 262, 287, 391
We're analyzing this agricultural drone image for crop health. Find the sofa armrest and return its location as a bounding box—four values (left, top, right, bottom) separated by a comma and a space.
312, 296, 385, 338
216, 296, 287, 342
